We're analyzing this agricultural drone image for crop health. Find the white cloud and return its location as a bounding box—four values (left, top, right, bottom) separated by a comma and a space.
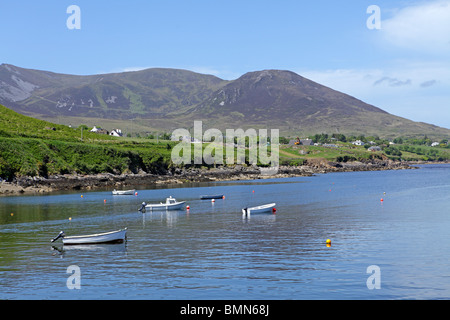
381, 0, 450, 55
373, 77, 411, 87
298, 64, 450, 129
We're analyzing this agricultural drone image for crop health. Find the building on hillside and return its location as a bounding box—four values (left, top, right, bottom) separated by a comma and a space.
300, 139, 313, 146
91, 126, 109, 134
431, 142, 440, 147
352, 140, 365, 146
110, 129, 123, 137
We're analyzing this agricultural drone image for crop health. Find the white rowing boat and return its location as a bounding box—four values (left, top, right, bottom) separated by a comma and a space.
112, 189, 135, 195
138, 196, 186, 212
242, 203, 276, 216
51, 228, 127, 245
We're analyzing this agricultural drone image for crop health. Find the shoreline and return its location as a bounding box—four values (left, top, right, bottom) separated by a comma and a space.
0, 159, 435, 196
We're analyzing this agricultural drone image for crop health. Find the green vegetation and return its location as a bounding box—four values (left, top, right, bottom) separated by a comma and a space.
0, 104, 448, 181
123, 87, 146, 113
278, 133, 450, 165
0, 104, 174, 180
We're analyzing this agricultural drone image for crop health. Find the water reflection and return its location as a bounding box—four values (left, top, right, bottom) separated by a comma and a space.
1, 165, 450, 299
142, 210, 190, 228
51, 242, 127, 257
242, 213, 277, 224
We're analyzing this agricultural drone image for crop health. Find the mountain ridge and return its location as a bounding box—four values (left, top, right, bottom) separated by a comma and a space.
0, 63, 449, 138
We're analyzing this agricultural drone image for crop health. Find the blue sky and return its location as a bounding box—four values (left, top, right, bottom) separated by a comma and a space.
1, 0, 449, 129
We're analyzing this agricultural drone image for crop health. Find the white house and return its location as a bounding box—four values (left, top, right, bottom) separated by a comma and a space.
352, 140, 365, 146
431, 142, 440, 147
110, 129, 123, 137
90, 126, 109, 134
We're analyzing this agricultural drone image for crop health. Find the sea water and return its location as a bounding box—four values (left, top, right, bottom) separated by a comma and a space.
0, 164, 449, 300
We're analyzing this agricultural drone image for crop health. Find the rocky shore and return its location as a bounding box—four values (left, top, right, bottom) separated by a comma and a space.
0, 159, 417, 195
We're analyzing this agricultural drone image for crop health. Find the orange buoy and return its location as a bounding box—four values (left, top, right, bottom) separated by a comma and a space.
104, 199, 107, 203
380, 198, 384, 202
272, 208, 277, 214
222, 195, 225, 199
135, 192, 138, 196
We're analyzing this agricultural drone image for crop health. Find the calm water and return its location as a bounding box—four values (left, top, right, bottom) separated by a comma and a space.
0, 164, 449, 300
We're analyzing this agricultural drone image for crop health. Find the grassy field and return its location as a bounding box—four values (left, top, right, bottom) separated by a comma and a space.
278, 142, 450, 165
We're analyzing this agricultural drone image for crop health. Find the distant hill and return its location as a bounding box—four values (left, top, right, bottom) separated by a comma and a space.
0, 64, 226, 120
1, 63, 449, 138
187, 70, 450, 138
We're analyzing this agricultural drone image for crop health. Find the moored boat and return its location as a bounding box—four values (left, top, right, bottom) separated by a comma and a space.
112, 189, 135, 195
242, 203, 276, 216
138, 196, 186, 212
51, 228, 127, 245
200, 194, 224, 200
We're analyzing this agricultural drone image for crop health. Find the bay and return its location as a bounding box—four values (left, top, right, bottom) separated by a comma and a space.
0, 164, 449, 300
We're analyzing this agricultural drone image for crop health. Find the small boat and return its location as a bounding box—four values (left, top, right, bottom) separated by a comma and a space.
242, 203, 276, 216
200, 194, 224, 200
51, 228, 127, 245
138, 196, 186, 212
112, 189, 135, 195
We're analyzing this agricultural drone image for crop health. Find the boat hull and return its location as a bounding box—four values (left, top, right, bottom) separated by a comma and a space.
242, 203, 276, 216
145, 201, 186, 211
200, 195, 224, 200
112, 189, 135, 195
62, 229, 127, 245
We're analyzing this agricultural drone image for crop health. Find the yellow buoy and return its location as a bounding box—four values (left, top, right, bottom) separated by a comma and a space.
326, 239, 331, 245
10, 213, 14, 217
81, 195, 83, 198
69, 217, 72, 221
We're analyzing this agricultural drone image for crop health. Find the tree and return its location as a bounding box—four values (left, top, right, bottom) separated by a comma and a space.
393, 137, 403, 144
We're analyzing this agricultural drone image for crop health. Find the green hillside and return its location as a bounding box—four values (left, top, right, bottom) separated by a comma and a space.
0, 103, 116, 142
0, 104, 174, 180
0, 104, 448, 182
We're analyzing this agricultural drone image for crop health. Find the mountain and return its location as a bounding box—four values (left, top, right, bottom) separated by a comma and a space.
0, 64, 226, 119
187, 70, 450, 137
0, 63, 449, 138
